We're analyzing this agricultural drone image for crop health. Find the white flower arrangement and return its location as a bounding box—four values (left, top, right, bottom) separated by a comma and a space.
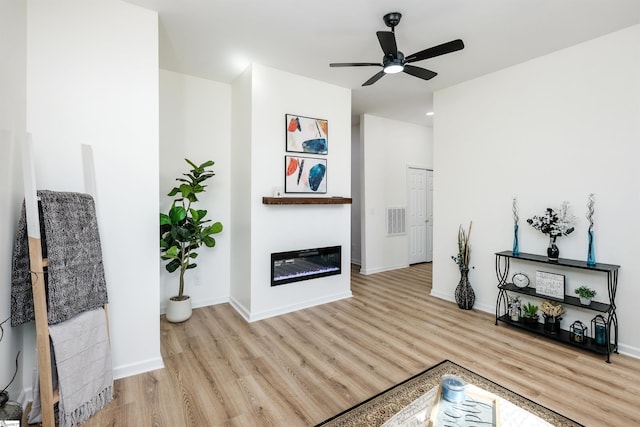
526, 201, 576, 238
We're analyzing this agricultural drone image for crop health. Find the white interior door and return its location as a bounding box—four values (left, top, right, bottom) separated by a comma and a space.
408, 167, 429, 264
426, 170, 433, 262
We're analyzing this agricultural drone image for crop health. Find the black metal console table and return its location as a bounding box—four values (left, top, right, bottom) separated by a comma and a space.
495, 250, 620, 362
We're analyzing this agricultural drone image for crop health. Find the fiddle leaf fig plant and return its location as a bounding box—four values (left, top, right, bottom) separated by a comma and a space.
160, 159, 223, 300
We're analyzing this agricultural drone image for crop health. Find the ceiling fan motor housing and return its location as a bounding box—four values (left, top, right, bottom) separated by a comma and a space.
383, 12, 402, 29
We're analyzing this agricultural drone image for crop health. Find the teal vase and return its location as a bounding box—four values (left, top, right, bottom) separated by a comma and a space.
587, 230, 596, 266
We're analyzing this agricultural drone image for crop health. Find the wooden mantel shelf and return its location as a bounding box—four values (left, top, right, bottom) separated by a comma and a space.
262, 196, 352, 205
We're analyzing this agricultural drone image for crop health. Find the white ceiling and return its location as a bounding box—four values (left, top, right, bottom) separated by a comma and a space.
125, 0, 640, 126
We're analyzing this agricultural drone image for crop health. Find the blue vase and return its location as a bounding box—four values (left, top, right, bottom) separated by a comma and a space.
587, 230, 596, 266
512, 224, 519, 255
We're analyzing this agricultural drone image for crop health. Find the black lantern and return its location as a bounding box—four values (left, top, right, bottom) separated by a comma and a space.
570, 320, 587, 344
591, 315, 607, 346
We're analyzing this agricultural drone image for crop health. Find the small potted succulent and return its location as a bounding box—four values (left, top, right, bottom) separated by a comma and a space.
575, 285, 597, 305
522, 302, 539, 326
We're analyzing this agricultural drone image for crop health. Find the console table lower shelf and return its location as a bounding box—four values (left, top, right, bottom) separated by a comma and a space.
494, 250, 619, 363
497, 315, 609, 355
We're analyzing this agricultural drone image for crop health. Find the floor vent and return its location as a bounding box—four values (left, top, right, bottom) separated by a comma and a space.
386, 207, 406, 236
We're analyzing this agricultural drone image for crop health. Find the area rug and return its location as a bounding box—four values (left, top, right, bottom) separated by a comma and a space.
315, 360, 583, 427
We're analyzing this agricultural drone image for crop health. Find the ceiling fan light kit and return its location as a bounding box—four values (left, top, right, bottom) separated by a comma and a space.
383, 61, 404, 74
330, 12, 464, 86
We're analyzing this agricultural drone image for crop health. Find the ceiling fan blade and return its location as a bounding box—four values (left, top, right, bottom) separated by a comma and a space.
376, 31, 398, 57
405, 39, 464, 63
403, 64, 437, 81
330, 62, 382, 67
362, 70, 386, 86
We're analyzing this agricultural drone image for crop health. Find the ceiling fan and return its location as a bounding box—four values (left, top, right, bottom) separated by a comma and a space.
330, 12, 464, 86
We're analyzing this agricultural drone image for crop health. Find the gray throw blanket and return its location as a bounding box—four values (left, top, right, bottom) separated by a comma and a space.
29, 308, 114, 427
11, 190, 109, 326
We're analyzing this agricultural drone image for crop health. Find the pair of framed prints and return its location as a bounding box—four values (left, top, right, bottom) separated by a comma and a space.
284, 114, 328, 194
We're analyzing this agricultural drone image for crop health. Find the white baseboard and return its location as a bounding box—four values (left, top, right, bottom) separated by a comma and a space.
112, 356, 165, 380
19, 357, 165, 407
229, 292, 353, 323
22, 310, 186, 403
160, 296, 229, 315
617, 343, 640, 359
17, 389, 29, 409
429, 289, 494, 315
191, 296, 229, 310
359, 263, 409, 275
429, 289, 454, 304
228, 296, 251, 322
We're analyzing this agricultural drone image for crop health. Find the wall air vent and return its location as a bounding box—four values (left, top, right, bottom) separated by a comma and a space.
386, 207, 406, 236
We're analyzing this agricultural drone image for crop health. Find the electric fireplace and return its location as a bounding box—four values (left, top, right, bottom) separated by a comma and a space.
271, 246, 341, 286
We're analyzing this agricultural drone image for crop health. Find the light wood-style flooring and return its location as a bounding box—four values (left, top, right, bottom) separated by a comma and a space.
36, 263, 640, 426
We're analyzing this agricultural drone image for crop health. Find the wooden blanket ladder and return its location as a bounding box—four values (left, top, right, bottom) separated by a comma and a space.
21, 135, 109, 427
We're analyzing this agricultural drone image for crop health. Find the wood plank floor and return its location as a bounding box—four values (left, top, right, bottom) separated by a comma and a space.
37, 263, 640, 426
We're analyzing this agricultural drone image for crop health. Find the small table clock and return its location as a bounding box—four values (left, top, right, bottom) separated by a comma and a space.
512, 272, 530, 288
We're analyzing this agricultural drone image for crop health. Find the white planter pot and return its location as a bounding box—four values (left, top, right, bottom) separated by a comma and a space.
166, 296, 192, 323
579, 297, 592, 306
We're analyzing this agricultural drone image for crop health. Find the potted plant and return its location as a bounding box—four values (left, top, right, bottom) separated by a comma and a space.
541, 300, 564, 334
160, 159, 223, 322
574, 285, 597, 305
522, 302, 539, 326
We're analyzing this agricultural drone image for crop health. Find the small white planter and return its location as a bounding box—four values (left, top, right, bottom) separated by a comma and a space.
166, 295, 192, 323
579, 297, 592, 306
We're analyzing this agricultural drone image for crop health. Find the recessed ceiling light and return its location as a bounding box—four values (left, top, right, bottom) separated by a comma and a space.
426, 112, 434, 116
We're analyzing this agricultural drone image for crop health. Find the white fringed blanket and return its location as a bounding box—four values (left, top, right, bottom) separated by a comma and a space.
29, 308, 113, 427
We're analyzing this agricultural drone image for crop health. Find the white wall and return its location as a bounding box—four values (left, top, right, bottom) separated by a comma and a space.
433, 25, 640, 356
25, 0, 163, 384
230, 66, 253, 311
0, 0, 27, 402
159, 70, 231, 311
360, 114, 433, 274
350, 122, 362, 264
231, 63, 352, 321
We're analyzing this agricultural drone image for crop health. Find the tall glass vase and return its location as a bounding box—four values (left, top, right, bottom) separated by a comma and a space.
512, 224, 519, 255
455, 269, 475, 310
587, 230, 596, 266
547, 236, 559, 261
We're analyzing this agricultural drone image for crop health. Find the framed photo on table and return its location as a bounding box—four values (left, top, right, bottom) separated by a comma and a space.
535, 271, 565, 299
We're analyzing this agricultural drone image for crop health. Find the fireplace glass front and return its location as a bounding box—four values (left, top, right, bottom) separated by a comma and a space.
271, 246, 341, 286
